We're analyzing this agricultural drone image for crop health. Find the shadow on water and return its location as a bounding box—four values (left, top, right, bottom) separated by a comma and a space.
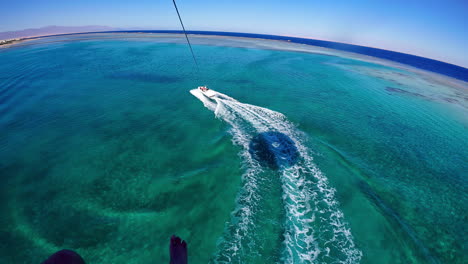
249, 131, 299, 170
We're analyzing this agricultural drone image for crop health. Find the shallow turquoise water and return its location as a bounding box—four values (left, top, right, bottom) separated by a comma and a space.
0, 34, 466, 263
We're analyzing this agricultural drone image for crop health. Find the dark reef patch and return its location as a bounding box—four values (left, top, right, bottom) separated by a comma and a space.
441, 97, 460, 104
108, 72, 181, 83
385, 87, 428, 99
249, 131, 299, 169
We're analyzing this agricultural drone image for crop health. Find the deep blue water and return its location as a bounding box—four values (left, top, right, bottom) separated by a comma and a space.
24, 30, 468, 82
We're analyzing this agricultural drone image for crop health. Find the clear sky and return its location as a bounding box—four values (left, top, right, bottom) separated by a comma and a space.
1, 0, 467, 67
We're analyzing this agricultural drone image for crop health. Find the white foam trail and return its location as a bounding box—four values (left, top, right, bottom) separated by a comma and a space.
191, 89, 264, 262
190, 89, 362, 263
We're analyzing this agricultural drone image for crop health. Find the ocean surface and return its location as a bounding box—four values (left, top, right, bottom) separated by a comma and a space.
25, 30, 468, 82
0, 33, 466, 264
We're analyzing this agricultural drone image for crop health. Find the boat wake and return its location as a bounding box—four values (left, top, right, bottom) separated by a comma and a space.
190, 89, 362, 263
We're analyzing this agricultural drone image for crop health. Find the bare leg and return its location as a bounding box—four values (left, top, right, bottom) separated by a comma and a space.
170, 235, 188, 264
41, 249, 85, 264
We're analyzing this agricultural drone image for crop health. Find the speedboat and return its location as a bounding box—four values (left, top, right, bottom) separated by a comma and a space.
198, 86, 217, 98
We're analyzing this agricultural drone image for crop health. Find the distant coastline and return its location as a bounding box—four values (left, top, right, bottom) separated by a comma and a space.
3, 30, 468, 82
0, 38, 23, 48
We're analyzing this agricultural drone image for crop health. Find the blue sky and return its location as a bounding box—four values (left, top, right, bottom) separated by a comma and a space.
1, 0, 467, 67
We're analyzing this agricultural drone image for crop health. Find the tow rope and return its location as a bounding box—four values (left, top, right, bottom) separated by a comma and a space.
172, 0, 200, 76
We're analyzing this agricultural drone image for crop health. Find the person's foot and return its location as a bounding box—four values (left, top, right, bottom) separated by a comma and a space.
42, 249, 86, 264
170, 235, 187, 264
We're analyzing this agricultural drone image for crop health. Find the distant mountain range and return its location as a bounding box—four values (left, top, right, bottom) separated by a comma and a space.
0, 25, 119, 40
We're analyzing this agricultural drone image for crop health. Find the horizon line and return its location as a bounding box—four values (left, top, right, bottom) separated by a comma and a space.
4, 29, 467, 81
12, 28, 467, 70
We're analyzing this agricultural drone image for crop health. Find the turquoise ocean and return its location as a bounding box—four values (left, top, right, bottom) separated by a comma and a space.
0, 34, 466, 263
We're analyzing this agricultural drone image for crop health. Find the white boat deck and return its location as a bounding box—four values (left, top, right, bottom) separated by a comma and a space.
198, 86, 217, 98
